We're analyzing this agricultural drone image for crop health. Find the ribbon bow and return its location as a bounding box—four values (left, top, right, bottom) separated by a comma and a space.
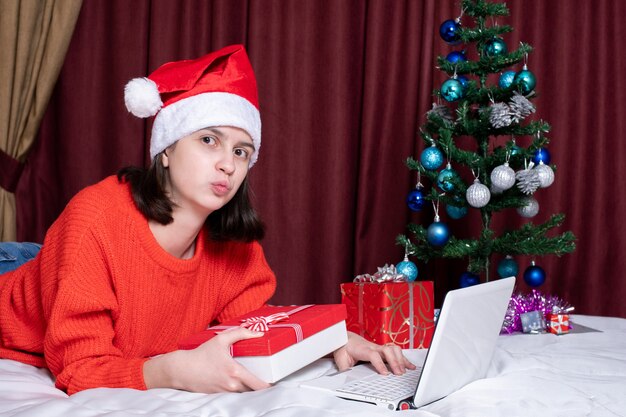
240, 312, 289, 332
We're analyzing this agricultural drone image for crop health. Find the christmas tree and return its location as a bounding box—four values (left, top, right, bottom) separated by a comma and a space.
397, 0, 576, 287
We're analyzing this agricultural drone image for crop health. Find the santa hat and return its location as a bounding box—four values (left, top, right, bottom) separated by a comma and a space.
124, 44, 261, 166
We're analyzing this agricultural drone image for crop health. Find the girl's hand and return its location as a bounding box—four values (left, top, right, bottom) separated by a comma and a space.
332, 331, 416, 376
144, 327, 270, 393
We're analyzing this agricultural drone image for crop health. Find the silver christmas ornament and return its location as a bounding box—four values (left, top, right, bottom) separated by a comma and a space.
426, 103, 455, 126
509, 91, 536, 123
490, 183, 504, 195
490, 162, 516, 190
517, 196, 539, 218
533, 161, 555, 188
516, 163, 541, 195
489, 102, 512, 128
466, 178, 491, 208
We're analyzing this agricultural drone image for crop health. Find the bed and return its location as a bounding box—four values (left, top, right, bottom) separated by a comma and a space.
1, 314, 625, 417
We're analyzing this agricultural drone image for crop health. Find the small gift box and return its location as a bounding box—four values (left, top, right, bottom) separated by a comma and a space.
547, 313, 570, 335
520, 310, 546, 333
179, 304, 347, 383
340, 265, 435, 349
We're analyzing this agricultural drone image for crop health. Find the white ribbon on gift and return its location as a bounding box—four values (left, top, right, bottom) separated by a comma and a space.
209, 304, 314, 356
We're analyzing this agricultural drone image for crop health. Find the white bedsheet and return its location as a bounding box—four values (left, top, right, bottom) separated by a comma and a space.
1, 315, 625, 417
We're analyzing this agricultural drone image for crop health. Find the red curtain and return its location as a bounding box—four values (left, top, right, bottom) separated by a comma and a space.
16, 0, 626, 318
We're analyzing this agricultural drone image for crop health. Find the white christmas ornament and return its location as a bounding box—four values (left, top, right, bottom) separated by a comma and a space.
490, 162, 516, 190
490, 183, 504, 195
466, 178, 491, 208
534, 161, 555, 188
517, 196, 539, 218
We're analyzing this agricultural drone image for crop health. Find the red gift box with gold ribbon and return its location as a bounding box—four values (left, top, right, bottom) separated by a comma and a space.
178, 304, 348, 382
340, 282, 435, 349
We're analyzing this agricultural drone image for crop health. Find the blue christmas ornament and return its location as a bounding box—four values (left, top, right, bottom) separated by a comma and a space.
457, 75, 469, 90
514, 66, 537, 94
497, 255, 519, 278
406, 186, 426, 212
445, 202, 468, 219
420, 146, 444, 170
460, 271, 480, 288
396, 256, 418, 282
483, 37, 507, 57
445, 50, 467, 63
498, 70, 516, 88
441, 78, 463, 102
439, 18, 462, 44
532, 147, 551, 165
437, 164, 457, 192
427, 221, 450, 246
523, 262, 546, 287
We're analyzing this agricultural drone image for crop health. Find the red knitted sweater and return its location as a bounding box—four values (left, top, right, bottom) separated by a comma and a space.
0, 176, 276, 394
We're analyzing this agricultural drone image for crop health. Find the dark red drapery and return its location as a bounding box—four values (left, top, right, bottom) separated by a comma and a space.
16, 0, 626, 318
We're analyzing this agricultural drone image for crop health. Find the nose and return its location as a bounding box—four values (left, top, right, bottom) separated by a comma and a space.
216, 149, 235, 174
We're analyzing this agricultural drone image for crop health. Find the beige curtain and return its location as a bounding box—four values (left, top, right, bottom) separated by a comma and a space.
0, 0, 82, 241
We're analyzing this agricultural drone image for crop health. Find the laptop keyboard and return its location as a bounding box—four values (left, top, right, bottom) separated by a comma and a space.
336, 367, 422, 401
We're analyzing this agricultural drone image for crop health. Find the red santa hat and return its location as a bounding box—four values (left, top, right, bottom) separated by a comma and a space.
124, 44, 261, 166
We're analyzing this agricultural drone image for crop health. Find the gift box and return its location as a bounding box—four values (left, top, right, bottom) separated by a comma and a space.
340, 281, 435, 349
178, 304, 347, 383
520, 310, 546, 333
547, 313, 570, 335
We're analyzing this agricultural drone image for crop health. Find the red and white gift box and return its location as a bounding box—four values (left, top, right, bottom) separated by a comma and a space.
340, 281, 435, 349
547, 313, 570, 335
179, 304, 348, 383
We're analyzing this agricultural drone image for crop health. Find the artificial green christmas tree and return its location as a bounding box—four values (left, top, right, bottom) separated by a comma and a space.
397, 0, 576, 287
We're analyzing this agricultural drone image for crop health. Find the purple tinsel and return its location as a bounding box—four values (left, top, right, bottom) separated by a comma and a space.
501, 290, 574, 334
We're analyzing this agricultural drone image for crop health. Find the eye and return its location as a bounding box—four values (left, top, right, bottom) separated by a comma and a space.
234, 147, 250, 160
201, 135, 217, 145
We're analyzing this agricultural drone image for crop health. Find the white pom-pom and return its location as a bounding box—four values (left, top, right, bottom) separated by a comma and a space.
124, 77, 162, 118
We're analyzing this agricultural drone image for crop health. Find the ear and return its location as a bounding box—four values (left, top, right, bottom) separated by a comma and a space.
161, 150, 170, 168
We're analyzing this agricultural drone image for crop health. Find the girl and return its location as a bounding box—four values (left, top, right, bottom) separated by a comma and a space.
0, 44, 414, 395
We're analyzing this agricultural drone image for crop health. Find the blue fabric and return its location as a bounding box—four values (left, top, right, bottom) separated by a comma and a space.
0, 242, 42, 274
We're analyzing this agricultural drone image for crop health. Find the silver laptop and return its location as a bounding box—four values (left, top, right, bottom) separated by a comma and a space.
301, 276, 515, 410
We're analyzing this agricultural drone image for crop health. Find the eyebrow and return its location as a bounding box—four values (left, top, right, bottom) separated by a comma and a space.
203, 127, 256, 151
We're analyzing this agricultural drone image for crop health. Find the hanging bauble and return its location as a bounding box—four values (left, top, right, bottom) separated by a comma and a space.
483, 37, 508, 57
446, 201, 468, 219
441, 78, 464, 102
517, 196, 539, 218
466, 178, 491, 208
533, 161, 555, 188
498, 70, 516, 88
406, 185, 426, 212
532, 147, 551, 165
457, 75, 469, 90
437, 164, 458, 192
490, 162, 516, 190
523, 261, 546, 287
427, 221, 450, 246
439, 18, 462, 44
460, 271, 480, 288
445, 50, 467, 63
514, 65, 537, 95
497, 255, 519, 278
396, 256, 418, 282
420, 146, 444, 170
490, 183, 503, 195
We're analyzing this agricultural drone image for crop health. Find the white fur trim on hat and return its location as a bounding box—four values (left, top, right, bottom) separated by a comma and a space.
150, 92, 261, 167
124, 77, 163, 118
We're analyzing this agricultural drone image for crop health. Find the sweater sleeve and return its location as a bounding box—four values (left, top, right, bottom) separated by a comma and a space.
214, 241, 277, 323
41, 225, 149, 394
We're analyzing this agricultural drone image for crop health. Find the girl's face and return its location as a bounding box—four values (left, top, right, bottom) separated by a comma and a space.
162, 126, 254, 217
